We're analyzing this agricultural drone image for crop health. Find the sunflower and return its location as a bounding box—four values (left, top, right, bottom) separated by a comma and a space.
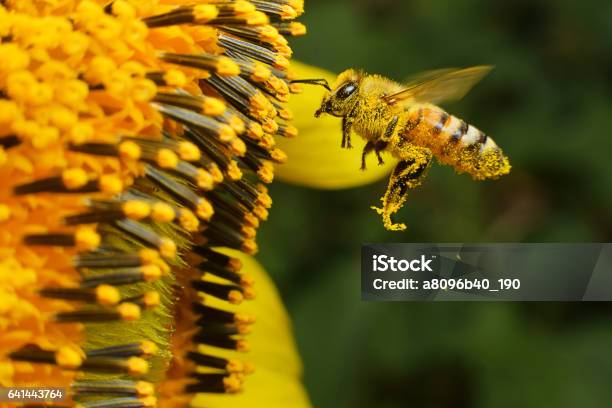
0, 0, 315, 406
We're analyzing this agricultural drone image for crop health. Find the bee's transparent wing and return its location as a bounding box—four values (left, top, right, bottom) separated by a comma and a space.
382, 66, 493, 105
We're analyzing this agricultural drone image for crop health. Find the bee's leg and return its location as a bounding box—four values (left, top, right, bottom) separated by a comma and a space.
342, 116, 353, 149
368, 116, 397, 166
341, 104, 359, 149
361, 141, 375, 170
382, 116, 399, 142
371, 147, 432, 231
374, 141, 388, 165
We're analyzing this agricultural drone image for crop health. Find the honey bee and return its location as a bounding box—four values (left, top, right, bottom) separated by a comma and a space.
293, 66, 511, 231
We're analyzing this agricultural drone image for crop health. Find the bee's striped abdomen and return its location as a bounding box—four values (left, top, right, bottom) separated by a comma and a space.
402, 105, 511, 180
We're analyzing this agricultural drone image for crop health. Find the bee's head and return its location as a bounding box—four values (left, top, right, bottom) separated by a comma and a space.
315, 69, 362, 118
291, 69, 362, 118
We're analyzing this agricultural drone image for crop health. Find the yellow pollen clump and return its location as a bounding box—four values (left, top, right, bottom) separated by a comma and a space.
118, 303, 141, 321
252, 63, 272, 82
140, 340, 158, 356
236, 340, 250, 353
127, 357, 149, 376
136, 381, 155, 397
242, 239, 258, 255
33, 126, 60, 149
112, 0, 137, 19
234, 1, 256, 14
49, 106, 78, 131
229, 115, 246, 134
151, 202, 175, 222
240, 274, 255, 288
84, 56, 116, 85
141, 264, 162, 281
242, 287, 256, 300
157, 148, 179, 169
281, 5, 298, 20
132, 78, 157, 102
257, 193, 272, 209
223, 375, 242, 393
0, 204, 11, 222
99, 174, 123, 194
159, 238, 177, 259
275, 55, 290, 70
0, 43, 30, 73
228, 290, 244, 305
241, 226, 256, 239
143, 291, 161, 308
228, 257, 243, 271
119, 140, 142, 161
5, 71, 34, 102
261, 119, 279, 135
123, 200, 151, 220
197, 169, 214, 190
246, 11, 268, 26
253, 206, 268, 221
75, 227, 101, 251
57, 79, 89, 109
289, 81, 303, 93
156, 259, 170, 275
178, 141, 201, 161
216, 57, 241, 76
163, 69, 187, 87
139, 248, 160, 265
226, 359, 244, 373
121, 61, 146, 78
96, 284, 120, 306
140, 396, 157, 407
196, 199, 214, 221
69, 122, 94, 144
257, 163, 274, 184
193, 4, 219, 22
55, 346, 84, 370
230, 138, 246, 156
178, 209, 199, 232
209, 164, 224, 183
237, 324, 252, 334
227, 162, 243, 181
62, 168, 88, 189
271, 148, 288, 163
0, 100, 20, 125
217, 124, 237, 143
203, 97, 225, 116
291, 22, 307, 35
235, 313, 255, 325
285, 124, 299, 138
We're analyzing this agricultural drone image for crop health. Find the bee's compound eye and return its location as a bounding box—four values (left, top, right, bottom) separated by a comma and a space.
337, 82, 357, 99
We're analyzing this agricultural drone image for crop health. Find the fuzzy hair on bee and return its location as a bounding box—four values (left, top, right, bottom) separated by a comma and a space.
295, 66, 511, 231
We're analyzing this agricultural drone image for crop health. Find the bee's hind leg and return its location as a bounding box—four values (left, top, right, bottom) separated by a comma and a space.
361, 141, 375, 170
374, 141, 388, 165
361, 141, 388, 171
371, 147, 432, 231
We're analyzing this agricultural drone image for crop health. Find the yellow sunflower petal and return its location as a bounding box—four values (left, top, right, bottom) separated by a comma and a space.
275, 61, 397, 189
193, 249, 311, 408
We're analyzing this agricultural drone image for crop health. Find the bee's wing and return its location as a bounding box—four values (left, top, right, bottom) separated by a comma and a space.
382, 66, 493, 105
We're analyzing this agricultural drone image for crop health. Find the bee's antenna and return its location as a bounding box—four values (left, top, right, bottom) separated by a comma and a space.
290, 78, 331, 91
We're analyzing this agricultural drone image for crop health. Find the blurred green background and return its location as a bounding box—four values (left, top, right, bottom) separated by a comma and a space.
260, 0, 612, 407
